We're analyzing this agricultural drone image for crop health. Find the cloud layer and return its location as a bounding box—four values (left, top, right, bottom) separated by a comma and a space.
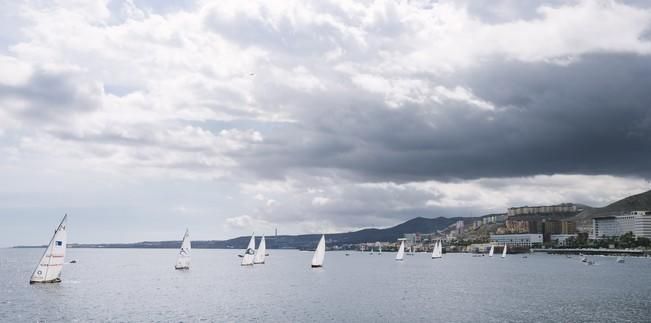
1, 0, 651, 245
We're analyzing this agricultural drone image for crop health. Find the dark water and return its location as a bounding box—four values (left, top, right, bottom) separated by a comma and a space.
1, 248, 650, 322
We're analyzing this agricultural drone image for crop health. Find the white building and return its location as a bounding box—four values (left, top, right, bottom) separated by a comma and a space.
490, 234, 543, 247
591, 211, 651, 239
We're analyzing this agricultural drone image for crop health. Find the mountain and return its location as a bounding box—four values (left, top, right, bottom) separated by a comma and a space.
572, 189, 651, 223
15, 216, 464, 250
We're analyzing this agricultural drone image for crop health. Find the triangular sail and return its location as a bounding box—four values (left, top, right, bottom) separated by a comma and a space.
175, 229, 191, 269
396, 240, 405, 261
241, 234, 256, 266
489, 245, 494, 257
254, 235, 266, 264
501, 244, 507, 258
30, 215, 68, 284
432, 240, 442, 259
311, 235, 326, 267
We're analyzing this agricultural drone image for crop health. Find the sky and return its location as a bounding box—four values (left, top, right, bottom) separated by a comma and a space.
2, 0, 651, 247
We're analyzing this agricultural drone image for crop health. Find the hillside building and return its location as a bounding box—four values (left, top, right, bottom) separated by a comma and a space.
507, 203, 579, 216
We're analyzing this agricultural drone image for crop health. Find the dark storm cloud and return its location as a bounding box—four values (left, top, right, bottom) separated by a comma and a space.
232, 54, 651, 181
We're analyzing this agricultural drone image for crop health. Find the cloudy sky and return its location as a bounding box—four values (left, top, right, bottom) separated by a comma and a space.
2, 0, 651, 246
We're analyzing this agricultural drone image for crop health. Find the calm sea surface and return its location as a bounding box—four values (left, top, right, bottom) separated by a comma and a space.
1, 248, 650, 322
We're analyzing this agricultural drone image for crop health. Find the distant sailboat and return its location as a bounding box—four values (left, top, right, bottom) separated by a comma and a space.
174, 228, 191, 270
311, 234, 326, 268
254, 235, 266, 264
378, 245, 382, 255
396, 240, 405, 261
488, 245, 495, 257
501, 244, 507, 258
241, 234, 256, 266
30, 215, 68, 284
616, 256, 625, 263
432, 241, 442, 259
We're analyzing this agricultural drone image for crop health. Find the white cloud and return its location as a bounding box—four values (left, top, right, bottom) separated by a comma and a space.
2, 0, 651, 245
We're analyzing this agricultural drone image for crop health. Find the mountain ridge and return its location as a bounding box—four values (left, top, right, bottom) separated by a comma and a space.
15, 216, 466, 250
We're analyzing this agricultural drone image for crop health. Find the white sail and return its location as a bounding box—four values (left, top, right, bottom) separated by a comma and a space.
378, 245, 382, 254
501, 244, 507, 258
396, 240, 405, 261
254, 235, 266, 264
432, 241, 442, 259
311, 235, 326, 267
175, 229, 191, 270
489, 245, 494, 257
30, 215, 68, 284
241, 234, 256, 266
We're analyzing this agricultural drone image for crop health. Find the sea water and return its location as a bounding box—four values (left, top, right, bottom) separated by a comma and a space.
1, 248, 650, 322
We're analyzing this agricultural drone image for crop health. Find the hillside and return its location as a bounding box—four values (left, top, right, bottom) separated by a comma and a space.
572, 189, 651, 222
16, 216, 464, 250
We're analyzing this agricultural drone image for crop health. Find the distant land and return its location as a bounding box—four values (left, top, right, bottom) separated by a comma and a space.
571, 189, 651, 223
14, 189, 651, 250
15, 216, 467, 250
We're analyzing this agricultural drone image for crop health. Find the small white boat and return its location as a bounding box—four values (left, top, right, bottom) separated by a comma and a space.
174, 228, 191, 270
378, 244, 382, 255
432, 241, 442, 259
30, 215, 68, 284
501, 244, 507, 258
311, 234, 326, 268
254, 235, 266, 264
616, 256, 625, 263
581, 256, 588, 263
488, 245, 494, 257
241, 234, 256, 266
396, 240, 405, 261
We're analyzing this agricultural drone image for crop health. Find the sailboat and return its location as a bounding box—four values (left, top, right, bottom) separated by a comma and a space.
311, 234, 326, 268
30, 215, 68, 284
254, 235, 266, 264
378, 245, 382, 255
396, 240, 405, 261
501, 244, 507, 258
241, 234, 256, 266
488, 245, 495, 257
432, 241, 442, 259
174, 228, 191, 270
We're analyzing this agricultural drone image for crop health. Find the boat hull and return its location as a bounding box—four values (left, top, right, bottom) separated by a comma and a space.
253, 261, 265, 264
29, 278, 62, 284
311, 265, 322, 268
174, 266, 190, 270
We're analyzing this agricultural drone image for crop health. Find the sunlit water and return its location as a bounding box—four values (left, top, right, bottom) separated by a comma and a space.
1, 248, 650, 322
